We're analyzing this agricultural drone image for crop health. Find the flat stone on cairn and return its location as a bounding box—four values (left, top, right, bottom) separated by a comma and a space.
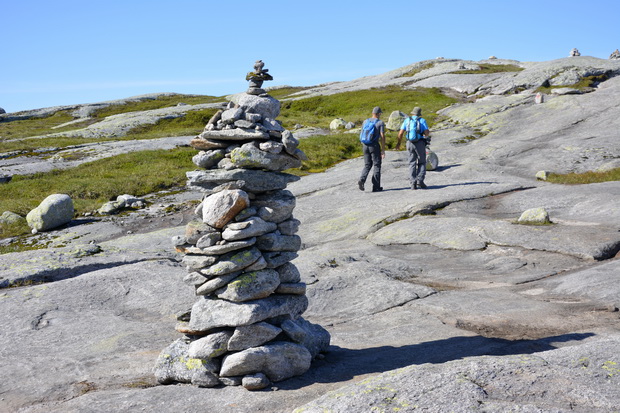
154, 61, 330, 390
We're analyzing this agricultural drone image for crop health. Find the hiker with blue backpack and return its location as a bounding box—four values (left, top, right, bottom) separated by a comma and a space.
396, 107, 430, 189
358, 106, 386, 192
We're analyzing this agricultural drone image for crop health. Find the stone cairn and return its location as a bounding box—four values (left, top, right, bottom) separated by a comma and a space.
154, 61, 330, 391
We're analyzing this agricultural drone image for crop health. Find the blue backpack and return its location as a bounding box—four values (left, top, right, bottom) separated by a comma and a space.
406, 116, 423, 141
359, 118, 378, 144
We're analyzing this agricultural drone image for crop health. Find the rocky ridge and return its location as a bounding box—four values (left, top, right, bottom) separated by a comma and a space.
0, 56, 619, 412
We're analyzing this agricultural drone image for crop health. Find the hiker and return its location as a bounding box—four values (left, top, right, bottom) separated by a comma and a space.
358, 106, 386, 192
396, 107, 430, 189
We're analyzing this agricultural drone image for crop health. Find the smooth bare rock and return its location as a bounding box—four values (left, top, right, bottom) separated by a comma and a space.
242, 373, 270, 390
228, 322, 283, 351
221, 217, 278, 241
198, 247, 262, 277
98, 199, 125, 215
188, 294, 308, 332
256, 233, 302, 252
186, 169, 300, 193
154, 339, 220, 387
201, 189, 250, 228
188, 331, 234, 359
220, 342, 312, 382
230, 142, 302, 171
518, 207, 551, 224
293, 337, 620, 412
26, 194, 74, 232
253, 190, 296, 223
216, 269, 280, 302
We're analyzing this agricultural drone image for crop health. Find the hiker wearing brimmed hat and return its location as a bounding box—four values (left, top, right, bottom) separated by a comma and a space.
396, 107, 430, 189
358, 106, 386, 192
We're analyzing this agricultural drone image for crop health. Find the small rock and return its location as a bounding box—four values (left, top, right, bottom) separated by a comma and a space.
242, 373, 270, 390
518, 207, 551, 225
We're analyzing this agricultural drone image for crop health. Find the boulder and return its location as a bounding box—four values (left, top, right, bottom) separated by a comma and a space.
278, 218, 301, 235
222, 217, 278, 241
0, 211, 24, 225
198, 247, 262, 277
190, 137, 229, 151
98, 200, 125, 215
536, 171, 550, 181
188, 294, 308, 332
221, 108, 244, 124
228, 322, 283, 351
281, 130, 300, 155
261, 118, 285, 132
259, 141, 283, 153
276, 262, 301, 283
385, 110, 407, 131
153, 339, 220, 387
0, 174, 12, 184
329, 118, 347, 130
219, 342, 312, 382
253, 190, 296, 223
230, 143, 302, 171
518, 207, 551, 225
180, 238, 256, 256
186, 169, 300, 193
192, 150, 226, 169
201, 189, 250, 228
256, 233, 302, 252
0, 107, 5, 114
188, 331, 234, 359
199, 128, 270, 142
426, 148, 439, 171
242, 373, 270, 390
185, 220, 218, 244
231, 93, 281, 119
280, 317, 331, 358
26, 194, 74, 232
345, 121, 355, 130
195, 271, 242, 296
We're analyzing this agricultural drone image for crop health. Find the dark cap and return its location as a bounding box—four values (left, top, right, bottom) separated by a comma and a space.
411, 107, 422, 116
372, 106, 383, 114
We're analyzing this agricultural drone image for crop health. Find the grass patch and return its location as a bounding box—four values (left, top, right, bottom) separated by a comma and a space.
0, 111, 81, 141
122, 108, 219, 139
400, 63, 436, 78
0, 147, 194, 240
546, 167, 620, 184
92, 94, 225, 118
287, 131, 402, 175
278, 86, 457, 129
453, 64, 524, 74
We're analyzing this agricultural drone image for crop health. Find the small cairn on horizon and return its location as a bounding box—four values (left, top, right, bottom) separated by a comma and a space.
153, 61, 330, 391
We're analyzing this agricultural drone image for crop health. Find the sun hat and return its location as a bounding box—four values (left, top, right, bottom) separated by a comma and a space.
372, 106, 383, 114
411, 107, 422, 116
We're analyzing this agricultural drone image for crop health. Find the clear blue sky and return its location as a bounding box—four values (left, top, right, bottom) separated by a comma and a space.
2, 0, 619, 113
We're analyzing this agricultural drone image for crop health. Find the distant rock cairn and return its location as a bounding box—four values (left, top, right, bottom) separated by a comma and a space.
610, 49, 620, 60
569, 48, 581, 57
153, 61, 330, 390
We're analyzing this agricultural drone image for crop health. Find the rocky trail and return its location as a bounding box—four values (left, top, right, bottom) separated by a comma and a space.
1, 56, 620, 412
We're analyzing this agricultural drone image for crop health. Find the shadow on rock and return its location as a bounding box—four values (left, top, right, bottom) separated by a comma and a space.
280, 332, 595, 390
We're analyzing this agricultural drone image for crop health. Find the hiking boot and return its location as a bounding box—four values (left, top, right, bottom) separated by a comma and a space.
358, 180, 364, 191
418, 181, 427, 189
372, 187, 383, 192
412, 182, 418, 190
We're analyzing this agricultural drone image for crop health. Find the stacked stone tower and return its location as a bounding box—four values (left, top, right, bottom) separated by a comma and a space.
154, 62, 330, 390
